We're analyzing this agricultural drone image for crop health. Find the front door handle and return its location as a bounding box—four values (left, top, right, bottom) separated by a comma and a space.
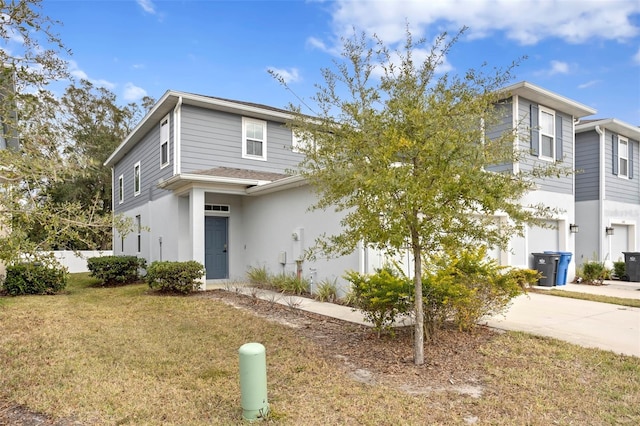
223, 244, 227, 253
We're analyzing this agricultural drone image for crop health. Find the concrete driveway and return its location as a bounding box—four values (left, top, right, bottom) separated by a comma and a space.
485, 283, 640, 357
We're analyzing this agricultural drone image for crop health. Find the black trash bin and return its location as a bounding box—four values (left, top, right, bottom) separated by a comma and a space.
544, 251, 573, 286
532, 253, 560, 287
622, 252, 640, 282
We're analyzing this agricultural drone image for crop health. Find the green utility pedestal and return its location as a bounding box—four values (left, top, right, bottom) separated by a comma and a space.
239, 342, 269, 421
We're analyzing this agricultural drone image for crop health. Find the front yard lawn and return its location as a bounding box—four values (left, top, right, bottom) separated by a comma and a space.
0, 273, 638, 425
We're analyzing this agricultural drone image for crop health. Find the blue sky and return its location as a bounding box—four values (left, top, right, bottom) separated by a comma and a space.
37, 0, 640, 125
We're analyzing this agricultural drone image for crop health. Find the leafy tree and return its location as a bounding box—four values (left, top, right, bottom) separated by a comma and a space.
275, 28, 565, 365
34, 80, 151, 249
0, 0, 134, 265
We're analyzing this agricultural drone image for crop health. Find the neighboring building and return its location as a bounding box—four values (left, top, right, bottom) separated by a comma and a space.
486, 82, 596, 282
575, 119, 640, 267
105, 82, 596, 291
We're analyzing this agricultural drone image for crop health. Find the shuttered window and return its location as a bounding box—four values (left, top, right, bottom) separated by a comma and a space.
613, 135, 631, 179
530, 104, 563, 162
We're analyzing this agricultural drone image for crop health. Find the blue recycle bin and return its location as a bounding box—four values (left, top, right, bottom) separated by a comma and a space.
544, 251, 572, 286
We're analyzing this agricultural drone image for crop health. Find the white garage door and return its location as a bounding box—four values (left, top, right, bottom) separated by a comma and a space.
610, 224, 630, 263
527, 220, 559, 268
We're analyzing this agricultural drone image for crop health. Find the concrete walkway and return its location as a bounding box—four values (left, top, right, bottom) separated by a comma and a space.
224, 280, 640, 358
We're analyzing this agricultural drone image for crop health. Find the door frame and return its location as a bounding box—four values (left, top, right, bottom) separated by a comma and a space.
205, 215, 229, 279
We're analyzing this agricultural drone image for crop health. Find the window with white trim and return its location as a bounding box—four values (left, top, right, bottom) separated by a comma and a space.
242, 117, 267, 160
118, 174, 124, 204
160, 115, 170, 168
619, 137, 629, 178
538, 107, 555, 160
134, 161, 141, 196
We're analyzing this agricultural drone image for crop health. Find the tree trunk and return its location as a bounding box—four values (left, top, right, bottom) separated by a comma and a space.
412, 243, 424, 365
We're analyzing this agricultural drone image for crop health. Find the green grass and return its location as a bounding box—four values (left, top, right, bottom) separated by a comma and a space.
0, 273, 639, 425
533, 288, 640, 308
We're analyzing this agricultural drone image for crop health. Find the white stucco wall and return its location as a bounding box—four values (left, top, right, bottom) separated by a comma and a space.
242, 184, 360, 295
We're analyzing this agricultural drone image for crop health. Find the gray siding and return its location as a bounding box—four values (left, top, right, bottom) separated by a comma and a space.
605, 129, 640, 204
517, 97, 573, 194
575, 130, 600, 201
180, 105, 303, 174
113, 115, 174, 214
485, 100, 514, 173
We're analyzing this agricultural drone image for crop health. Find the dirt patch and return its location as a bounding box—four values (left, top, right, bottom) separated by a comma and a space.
202, 289, 495, 397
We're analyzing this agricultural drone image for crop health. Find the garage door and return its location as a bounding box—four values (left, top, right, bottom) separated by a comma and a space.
610, 224, 630, 263
527, 220, 559, 268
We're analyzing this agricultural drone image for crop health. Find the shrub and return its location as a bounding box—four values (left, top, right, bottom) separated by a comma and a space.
581, 261, 610, 285
87, 255, 146, 286
315, 278, 339, 302
2, 262, 67, 296
271, 273, 309, 295
423, 246, 528, 334
613, 261, 626, 280
146, 261, 205, 294
247, 265, 270, 287
345, 267, 413, 337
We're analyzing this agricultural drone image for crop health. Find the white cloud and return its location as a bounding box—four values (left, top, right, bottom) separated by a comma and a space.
68, 60, 116, 90
634, 47, 640, 65
267, 67, 302, 84
578, 80, 600, 89
136, 0, 156, 14
326, 0, 640, 46
123, 82, 147, 101
549, 60, 570, 75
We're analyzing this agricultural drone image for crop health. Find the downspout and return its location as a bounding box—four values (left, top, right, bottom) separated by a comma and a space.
595, 125, 605, 262
512, 95, 520, 175
173, 96, 183, 175
111, 167, 115, 252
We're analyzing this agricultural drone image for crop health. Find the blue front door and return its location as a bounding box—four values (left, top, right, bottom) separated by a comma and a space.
205, 216, 228, 279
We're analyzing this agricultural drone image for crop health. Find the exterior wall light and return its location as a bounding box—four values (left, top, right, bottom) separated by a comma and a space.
569, 224, 579, 233
605, 226, 614, 236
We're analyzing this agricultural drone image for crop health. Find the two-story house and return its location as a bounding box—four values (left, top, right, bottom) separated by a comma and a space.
105, 82, 596, 291
574, 119, 640, 267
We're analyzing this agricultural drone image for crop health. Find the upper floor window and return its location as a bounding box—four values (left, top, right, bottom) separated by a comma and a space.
618, 137, 629, 178
538, 107, 555, 160
118, 174, 124, 204
242, 117, 267, 161
160, 115, 170, 168
530, 104, 563, 162
134, 161, 141, 196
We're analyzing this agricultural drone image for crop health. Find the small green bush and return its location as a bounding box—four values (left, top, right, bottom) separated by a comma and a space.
87, 255, 146, 286
580, 261, 610, 285
613, 261, 626, 280
315, 278, 339, 302
345, 267, 413, 337
423, 246, 528, 334
247, 265, 270, 286
2, 262, 67, 296
146, 260, 205, 294
271, 273, 309, 295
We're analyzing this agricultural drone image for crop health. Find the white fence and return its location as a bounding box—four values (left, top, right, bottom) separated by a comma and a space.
51, 250, 113, 273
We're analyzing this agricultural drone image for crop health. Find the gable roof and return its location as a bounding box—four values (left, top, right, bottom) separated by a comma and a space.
575, 118, 640, 140
104, 90, 294, 167
502, 81, 597, 119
